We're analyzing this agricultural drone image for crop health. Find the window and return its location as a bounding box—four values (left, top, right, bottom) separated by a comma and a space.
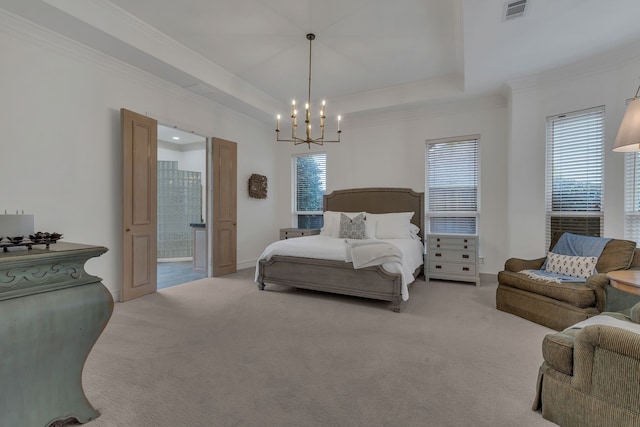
425, 135, 479, 234
546, 107, 604, 245
293, 153, 326, 228
624, 152, 640, 245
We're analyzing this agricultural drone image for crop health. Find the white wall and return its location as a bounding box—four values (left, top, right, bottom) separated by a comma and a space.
0, 12, 278, 299
274, 96, 510, 274
506, 54, 640, 260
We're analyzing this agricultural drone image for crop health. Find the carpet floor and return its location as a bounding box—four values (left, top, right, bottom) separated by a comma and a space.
81, 268, 556, 427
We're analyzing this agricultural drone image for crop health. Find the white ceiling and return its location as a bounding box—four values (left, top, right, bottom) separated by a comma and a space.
3, 0, 640, 123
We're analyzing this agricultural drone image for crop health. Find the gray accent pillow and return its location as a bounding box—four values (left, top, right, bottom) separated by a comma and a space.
339, 213, 365, 239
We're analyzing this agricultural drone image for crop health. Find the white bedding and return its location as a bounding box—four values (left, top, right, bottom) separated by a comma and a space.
254, 235, 424, 301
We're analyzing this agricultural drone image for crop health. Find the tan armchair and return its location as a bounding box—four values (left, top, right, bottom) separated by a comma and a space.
533, 309, 640, 426
497, 232, 639, 330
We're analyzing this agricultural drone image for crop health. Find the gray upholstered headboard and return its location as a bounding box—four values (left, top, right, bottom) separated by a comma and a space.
323, 187, 425, 236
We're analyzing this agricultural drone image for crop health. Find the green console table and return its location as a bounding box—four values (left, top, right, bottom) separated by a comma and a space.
0, 242, 113, 427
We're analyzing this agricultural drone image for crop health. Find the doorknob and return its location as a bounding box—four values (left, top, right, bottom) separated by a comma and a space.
126, 228, 130, 232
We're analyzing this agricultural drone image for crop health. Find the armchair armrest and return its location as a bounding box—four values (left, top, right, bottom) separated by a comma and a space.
572, 325, 640, 409
585, 273, 609, 313
504, 257, 546, 272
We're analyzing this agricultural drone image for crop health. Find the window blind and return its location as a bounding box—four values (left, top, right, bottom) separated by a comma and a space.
545, 107, 604, 246
425, 136, 479, 234
624, 152, 640, 246
293, 153, 326, 228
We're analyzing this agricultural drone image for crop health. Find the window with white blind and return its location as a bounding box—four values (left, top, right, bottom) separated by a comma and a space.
425, 135, 479, 234
624, 152, 640, 245
545, 106, 604, 246
293, 153, 326, 228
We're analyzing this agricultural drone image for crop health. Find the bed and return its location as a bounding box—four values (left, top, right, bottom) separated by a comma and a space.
256, 187, 424, 312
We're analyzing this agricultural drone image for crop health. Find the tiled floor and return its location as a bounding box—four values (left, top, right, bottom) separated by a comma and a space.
157, 261, 207, 290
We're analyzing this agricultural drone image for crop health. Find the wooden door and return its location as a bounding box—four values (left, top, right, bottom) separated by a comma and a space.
121, 109, 157, 301
212, 138, 237, 276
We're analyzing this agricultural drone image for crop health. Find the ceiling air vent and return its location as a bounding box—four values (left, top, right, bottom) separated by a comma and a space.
503, 0, 528, 21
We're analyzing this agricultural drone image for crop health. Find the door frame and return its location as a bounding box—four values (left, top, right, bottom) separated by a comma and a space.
206, 137, 213, 277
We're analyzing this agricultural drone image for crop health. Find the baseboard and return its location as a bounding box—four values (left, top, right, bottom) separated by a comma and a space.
238, 259, 257, 270
110, 288, 121, 303
480, 273, 498, 286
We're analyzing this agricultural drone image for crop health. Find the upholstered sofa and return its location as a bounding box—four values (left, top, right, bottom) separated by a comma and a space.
533, 309, 640, 426
496, 232, 640, 331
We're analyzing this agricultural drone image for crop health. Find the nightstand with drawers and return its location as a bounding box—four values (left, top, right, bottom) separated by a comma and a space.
426, 233, 480, 286
279, 228, 321, 240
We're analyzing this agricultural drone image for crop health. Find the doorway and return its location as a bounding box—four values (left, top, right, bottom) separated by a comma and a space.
121, 109, 238, 301
156, 124, 207, 289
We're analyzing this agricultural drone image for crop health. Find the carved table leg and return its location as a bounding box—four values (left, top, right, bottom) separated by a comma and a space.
0, 283, 113, 426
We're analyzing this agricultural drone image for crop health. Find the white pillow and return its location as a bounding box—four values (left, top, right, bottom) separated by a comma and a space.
320, 211, 339, 236
365, 212, 414, 239
376, 217, 411, 239
409, 223, 421, 241
544, 251, 598, 279
320, 211, 365, 237
364, 216, 377, 239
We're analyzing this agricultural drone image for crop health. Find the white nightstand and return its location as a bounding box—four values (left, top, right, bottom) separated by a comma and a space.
425, 233, 480, 285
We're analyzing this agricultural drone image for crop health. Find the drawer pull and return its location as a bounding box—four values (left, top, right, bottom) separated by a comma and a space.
464, 245, 468, 249
436, 238, 441, 242
435, 265, 442, 269
463, 267, 470, 271
464, 239, 468, 243
435, 253, 442, 257
436, 244, 441, 248
462, 254, 469, 259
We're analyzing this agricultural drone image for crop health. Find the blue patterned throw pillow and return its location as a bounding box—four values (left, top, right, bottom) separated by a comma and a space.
339, 213, 366, 239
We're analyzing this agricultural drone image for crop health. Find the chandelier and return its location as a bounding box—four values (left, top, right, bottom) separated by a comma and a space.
276, 33, 341, 148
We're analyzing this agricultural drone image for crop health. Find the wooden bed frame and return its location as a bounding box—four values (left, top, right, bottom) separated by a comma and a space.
257, 187, 424, 312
